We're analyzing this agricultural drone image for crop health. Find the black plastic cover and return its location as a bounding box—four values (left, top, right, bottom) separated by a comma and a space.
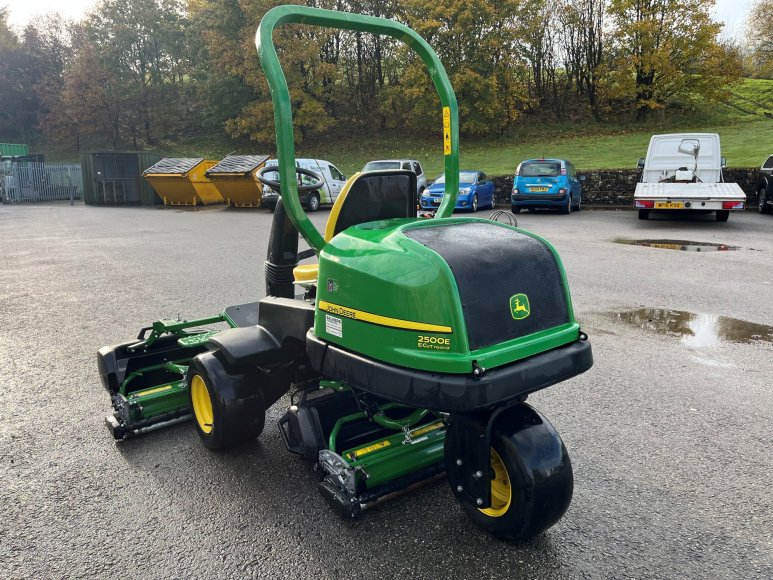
257, 296, 315, 344
332, 170, 417, 237
307, 330, 592, 412
206, 154, 269, 175
224, 302, 260, 328
143, 157, 203, 175
405, 222, 569, 350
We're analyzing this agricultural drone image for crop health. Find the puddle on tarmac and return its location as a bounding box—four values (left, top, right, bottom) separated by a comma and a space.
608, 308, 773, 347
614, 238, 740, 252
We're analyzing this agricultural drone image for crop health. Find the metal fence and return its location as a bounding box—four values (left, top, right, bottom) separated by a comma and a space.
1, 162, 84, 204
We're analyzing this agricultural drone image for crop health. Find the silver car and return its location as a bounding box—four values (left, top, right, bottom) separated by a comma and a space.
361, 159, 427, 194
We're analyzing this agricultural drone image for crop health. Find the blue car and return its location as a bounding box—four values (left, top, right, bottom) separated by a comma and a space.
420, 170, 495, 212
511, 159, 584, 214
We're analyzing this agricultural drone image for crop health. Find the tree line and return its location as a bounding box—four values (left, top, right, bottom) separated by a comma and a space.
0, 0, 766, 152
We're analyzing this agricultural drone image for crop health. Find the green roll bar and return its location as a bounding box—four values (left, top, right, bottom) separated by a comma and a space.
256, 5, 460, 253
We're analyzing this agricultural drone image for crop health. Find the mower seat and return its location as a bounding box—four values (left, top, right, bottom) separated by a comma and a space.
292, 169, 417, 286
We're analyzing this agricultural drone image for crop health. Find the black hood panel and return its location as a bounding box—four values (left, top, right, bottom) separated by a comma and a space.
405, 222, 570, 351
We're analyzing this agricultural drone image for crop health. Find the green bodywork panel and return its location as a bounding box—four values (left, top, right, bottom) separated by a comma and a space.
313, 217, 579, 373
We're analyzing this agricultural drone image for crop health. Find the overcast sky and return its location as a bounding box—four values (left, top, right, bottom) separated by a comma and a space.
2, 0, 756, 39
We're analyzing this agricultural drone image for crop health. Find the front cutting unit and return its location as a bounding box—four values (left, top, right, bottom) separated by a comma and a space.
97, 5, 592, 541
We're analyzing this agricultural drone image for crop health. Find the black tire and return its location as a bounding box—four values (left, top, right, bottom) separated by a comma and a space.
187, 351, 265, 450
715, 210, 730, 222
561, 197, 571, 214
638, 209, 649, 220
511, 206, 521, 214
573, 195, 582, 211
759, 187, 771, 214
447, 404, 573, 541
490, 193, 496, 209
307, 192, 320, 212
471, 194, 478, 212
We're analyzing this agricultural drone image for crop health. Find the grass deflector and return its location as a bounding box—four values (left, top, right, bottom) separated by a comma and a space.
97, 5, 593, 541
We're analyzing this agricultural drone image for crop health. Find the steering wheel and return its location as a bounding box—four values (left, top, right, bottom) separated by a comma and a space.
257, 165, 325, 193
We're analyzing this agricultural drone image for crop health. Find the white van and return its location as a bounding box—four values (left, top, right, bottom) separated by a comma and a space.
261, 158, 347, 212
634, 133, 746, 221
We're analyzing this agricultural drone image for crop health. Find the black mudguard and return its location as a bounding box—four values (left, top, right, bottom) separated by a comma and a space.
207, 326, 280, 366
208, 297, 315, 367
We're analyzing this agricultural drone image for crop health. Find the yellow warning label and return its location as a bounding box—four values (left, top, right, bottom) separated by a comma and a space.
410, 422, 444, 438
350, 439, 391, 460
442, 106, 451, 155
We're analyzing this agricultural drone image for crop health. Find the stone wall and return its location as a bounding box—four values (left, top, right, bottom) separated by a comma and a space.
492, 168, 761, 208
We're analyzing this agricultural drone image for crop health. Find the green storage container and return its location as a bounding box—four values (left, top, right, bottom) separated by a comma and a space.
0, 143, 30, 157
80, 151, 162, 206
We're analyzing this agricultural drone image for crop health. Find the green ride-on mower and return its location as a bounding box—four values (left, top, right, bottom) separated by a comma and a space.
97, 5, 593, 541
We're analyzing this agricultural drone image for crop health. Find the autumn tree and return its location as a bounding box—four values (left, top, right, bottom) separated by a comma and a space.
40, 42, 126, 149
559, 0, 606, 119
608, 0, 741, 119
189, 0, 339, 144
396, 0, 529, 136
0, 8, 24, 139
747, 0, 773, 78
85, 0, 192, 146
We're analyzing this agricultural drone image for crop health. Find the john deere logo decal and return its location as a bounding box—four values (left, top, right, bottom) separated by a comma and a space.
510, 294, 530, 320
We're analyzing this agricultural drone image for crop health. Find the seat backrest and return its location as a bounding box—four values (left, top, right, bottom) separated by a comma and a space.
324, 170, 417, 241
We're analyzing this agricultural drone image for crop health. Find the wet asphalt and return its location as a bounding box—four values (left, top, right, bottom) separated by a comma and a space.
1, 203, 771, 579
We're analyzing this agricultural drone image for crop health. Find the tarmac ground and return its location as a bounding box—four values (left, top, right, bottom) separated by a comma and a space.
1, 203, 771, 579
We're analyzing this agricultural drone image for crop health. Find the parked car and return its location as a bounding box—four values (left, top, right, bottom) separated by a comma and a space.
511, 158, 583, 214
420, 170, 495, 212
757, 154, 773, 215
261, 158, 347, 211
362, 159, 427, 194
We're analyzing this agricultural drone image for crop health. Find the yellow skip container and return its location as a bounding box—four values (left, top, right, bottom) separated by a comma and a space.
204, 154, 271, 208
143, 158, 223, 206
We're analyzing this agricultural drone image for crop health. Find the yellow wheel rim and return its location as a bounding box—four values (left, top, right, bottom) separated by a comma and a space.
191, 374, 214, 434
479, 448, 512, 518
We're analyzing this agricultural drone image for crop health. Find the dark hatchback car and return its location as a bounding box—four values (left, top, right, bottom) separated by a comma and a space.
758, 154, 773, 215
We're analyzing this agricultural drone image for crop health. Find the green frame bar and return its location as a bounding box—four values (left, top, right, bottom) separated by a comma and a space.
256, 5, 460, 253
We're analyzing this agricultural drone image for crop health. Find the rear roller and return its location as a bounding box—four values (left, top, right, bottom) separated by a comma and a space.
446, 404, 573, 541
187, 351, 266, 450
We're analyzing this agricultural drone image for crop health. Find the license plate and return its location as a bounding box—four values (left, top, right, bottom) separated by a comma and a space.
433, 198, 441, 205
655, 201, 684, 209
530, 187, 549, 192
